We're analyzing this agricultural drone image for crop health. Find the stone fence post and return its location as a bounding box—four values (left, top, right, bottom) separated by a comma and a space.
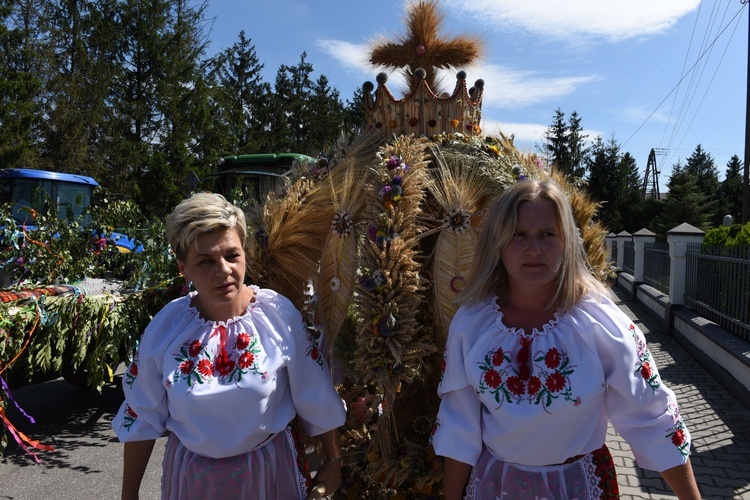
667, 223, 705, 306
615, 231, 632, 270
632, 229, 656, 282
605, 233, 616, 263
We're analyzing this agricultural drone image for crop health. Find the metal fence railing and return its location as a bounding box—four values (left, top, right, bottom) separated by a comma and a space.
684, 243, 750, 341
622, 241, 635, 275
642, 242, 670, 294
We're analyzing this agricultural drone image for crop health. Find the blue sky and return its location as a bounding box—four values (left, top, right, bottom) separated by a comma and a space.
203, 0, 747, 192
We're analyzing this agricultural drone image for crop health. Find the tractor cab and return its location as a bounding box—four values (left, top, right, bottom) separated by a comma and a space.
193, 153, 316, 202
0, 168, 97, 227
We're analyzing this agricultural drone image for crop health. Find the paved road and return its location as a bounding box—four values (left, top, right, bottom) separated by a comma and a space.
1, 285, 749, 499
606, 286, 750, 500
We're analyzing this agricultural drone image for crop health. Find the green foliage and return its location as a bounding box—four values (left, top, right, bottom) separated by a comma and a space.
715, 155, 744, 223
652, 164, 714, 238
704, 223, 750, 246
585, 134, 642, 233
542, 108, 588, 180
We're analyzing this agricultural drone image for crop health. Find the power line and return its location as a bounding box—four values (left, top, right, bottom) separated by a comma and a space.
665, 4, 743, 167
621, 3, 746, 150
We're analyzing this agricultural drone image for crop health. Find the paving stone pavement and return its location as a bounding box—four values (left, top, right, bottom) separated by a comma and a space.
607, 286, 750, 500
1, 285, 749, 499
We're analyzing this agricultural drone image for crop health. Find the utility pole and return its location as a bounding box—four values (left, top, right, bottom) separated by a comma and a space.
744, 0, 750, 223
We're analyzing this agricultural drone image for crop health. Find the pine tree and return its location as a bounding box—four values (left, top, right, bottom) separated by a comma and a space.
307, 74, 344, 155
107, 0, 210, 215
208, 30, 271, 154
586, 135, 622, 230
343, 86, 366, 138
653, 164, 713, 237
0, 0, 46, 169
618, 151, 646, 232
542, 108, 587, 180
715, 155, 743, 224
42, 0, 120, 180
567, 111, 588, 179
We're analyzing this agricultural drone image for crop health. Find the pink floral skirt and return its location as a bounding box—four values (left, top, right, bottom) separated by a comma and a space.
465, 444, 619, 499
161, 425, 311, 499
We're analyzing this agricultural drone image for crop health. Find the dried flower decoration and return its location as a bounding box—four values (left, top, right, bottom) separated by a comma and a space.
442, 208, 471, 233
385, 155, 410, 172
511, 164, 528, 182
331, 211, 353, 237
329, 277, 341, 292
450, 276, 466, 293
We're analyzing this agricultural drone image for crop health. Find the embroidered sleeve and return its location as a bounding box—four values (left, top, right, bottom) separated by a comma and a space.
283, 303, 346, 437
111, 334, 169, 442
589, 300, 691, 472
433, 308, 483, 466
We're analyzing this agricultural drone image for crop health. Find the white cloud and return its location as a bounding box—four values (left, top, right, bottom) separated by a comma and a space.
315, 39, 597, 109
482, 119, 603, 152
617, 103, 672, 124
315, 39, 371, 72
451, 0, 700, 42
482, 120, 548, 150
467, 63, 599, 109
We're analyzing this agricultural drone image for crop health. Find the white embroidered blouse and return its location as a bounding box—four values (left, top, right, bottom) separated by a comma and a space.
111, 286, 346, 459
432, 292, 691, 472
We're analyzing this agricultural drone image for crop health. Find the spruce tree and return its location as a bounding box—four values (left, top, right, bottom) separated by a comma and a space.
42, 0, 121, 179
654, 164, 713, 237
715, 155, 743, 224
0, 0, 46, 169
208, 30, 271, 155
308, 74, 345, 155
542, 108, 587, 180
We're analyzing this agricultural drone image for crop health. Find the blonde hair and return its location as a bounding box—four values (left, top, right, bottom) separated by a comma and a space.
457, 178, 605, 311
166, 193, 247, 261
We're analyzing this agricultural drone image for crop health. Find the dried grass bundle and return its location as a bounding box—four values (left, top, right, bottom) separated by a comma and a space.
353, 135, 436, 461
370, 0, 483, 94
314, 148, 378, 362
425, 149, 490, 343
246, 177, 334, 312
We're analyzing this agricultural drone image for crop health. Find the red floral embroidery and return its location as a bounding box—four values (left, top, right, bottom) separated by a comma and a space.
545, 348, 561, 369
125, 360, 138, 388
477, 342, 578, 411
527, 376, 542, 396
215, 353, 235, 377
304, 324, 324, 369
484, 369, 501, 389
666, 402, 690, 456
630, 324, 660, 392
197, 359, 213, 377
172, 327, 264, 387
671, 428, 686, 446
180, 359, 194, 374
238, 351, 255, 369
507, 376, 525, 395
188, 340, 202, 357
492, 347, 506, 366
122, 404, 138, 430
235, 333, 250, 350
545, 372, 566, 392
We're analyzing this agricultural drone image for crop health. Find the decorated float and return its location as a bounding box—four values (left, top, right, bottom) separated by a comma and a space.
0, 0, 612, 494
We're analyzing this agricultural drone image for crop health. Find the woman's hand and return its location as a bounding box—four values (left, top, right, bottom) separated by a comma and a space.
307, 459, 342, 499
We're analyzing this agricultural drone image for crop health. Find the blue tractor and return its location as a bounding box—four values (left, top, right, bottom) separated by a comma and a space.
0, 168, 141, 252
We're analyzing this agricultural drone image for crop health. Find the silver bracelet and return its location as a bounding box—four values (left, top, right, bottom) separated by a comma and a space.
324, 455, 344, 463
